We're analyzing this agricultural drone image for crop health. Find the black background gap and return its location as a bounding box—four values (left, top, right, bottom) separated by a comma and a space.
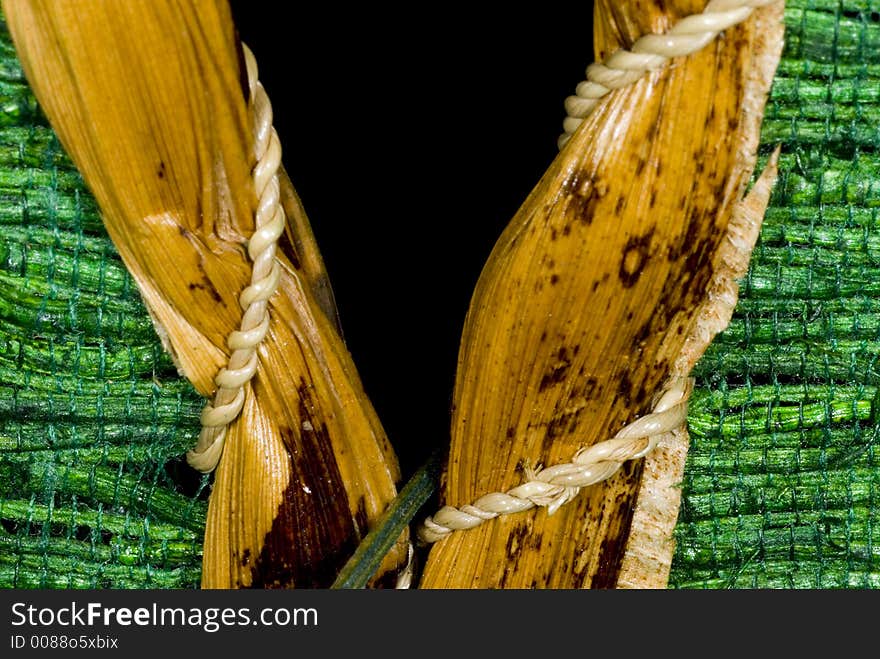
228, 4, 595, 476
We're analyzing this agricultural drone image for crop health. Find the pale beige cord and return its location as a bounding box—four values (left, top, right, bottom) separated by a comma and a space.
417, 377, 692, 544
559, 0, 779, 149
395, 542, 416, 589
187, 44, 285, 473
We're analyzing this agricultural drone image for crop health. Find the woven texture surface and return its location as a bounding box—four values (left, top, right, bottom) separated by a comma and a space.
0, 13, 206, 587
670, 0, 880, 588
0, 1, 878, 589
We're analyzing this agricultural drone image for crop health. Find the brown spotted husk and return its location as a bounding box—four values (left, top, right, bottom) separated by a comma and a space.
420, 0, 785, 588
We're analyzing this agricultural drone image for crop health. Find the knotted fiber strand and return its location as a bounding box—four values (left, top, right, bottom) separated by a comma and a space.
2, 0, 407, 588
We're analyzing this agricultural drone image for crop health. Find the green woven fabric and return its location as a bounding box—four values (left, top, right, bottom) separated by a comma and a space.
669, 1, 880, 588
0, 14, 207, 587
1, 1, 878, 589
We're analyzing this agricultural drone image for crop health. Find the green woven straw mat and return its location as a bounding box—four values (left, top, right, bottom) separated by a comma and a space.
1, 1, 879, 589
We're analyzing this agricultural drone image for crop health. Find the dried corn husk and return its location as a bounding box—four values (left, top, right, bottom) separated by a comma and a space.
421, 0, 784, 588
3, 0, 406, 588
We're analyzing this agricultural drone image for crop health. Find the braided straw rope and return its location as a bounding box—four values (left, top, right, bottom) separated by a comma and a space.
418, 377, 692, 543
186, 45, 285, 473
558, 0, 779, 149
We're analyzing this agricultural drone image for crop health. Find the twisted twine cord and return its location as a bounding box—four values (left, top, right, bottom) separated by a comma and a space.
417, 377, 693, 544
184, 45, 418, 589
558, 0, 779, 149
395, 543, 416, 589
186, 44, 285, 473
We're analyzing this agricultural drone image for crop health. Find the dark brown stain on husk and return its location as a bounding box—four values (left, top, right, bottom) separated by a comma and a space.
248, 380, 359, 588
618, 229, 654, 288
562, 171, 606, 224
590, 461, 643, 588
538, 347, 572, 392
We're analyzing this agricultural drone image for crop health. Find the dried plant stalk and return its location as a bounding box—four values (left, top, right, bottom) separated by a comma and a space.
3, 0, 406, 588
420, 0, 784, 588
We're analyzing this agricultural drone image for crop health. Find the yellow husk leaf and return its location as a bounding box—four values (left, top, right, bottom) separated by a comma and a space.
421, 0, 784, 588
4, 0, 406, 588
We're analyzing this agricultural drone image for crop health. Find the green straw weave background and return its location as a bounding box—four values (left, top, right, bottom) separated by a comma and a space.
1, 1, 879, 589
670, 0, 880, 588
0, 11, 207, 587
